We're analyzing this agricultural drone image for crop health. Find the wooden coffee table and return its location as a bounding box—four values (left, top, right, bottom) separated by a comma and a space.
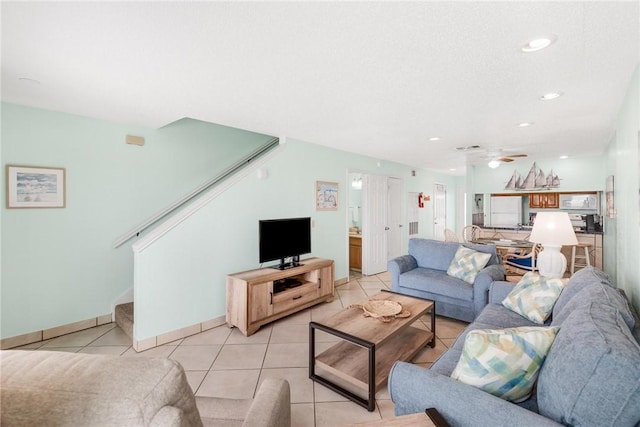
309, 290, 435, 411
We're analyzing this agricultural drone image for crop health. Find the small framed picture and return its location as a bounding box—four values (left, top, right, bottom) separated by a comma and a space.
605, 175, 614, 218
6, 165, 66, 209
316, 181, 338, 211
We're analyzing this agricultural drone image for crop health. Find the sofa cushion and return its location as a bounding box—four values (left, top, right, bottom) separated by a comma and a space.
553, 267, 636, 329
552, 270, 636, 330
447, 246, 492, 285
502, 273, 568, 324
408, 239, 498, 272
399, 268, 473, 301
538, 302, 640, 426
451, 326, 559, 403
409, 239, 461, 271
552, 267, 611, 312
474, 303, 542, 329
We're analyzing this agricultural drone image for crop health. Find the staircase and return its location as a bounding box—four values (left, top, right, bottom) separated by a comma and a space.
115, 137, 283, 351
115, 302, 134, 339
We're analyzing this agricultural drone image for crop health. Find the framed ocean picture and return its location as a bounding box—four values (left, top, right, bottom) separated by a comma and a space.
6, 165, 66, 209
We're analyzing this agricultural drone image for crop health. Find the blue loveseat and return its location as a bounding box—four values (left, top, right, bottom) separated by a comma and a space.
389, 267, 640, 427
387, 238, 505, 322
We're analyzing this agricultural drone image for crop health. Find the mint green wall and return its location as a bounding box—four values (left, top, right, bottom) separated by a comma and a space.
133, 138, 459, 340
605, 66, 640, 311
466, 156, 607, 228
472, 156, 606, 194
1, 103, 272, 339
1, 103, 459, 340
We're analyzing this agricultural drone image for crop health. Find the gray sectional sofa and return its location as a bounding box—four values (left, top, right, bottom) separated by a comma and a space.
389, 267, 640, 427
387, 238, 505, 322
1, 350, 290, 426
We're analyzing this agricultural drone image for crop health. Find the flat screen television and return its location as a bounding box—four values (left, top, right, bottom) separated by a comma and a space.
259, 217, 311, 270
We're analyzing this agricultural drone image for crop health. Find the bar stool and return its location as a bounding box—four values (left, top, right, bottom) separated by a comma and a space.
570, 243, 592, 274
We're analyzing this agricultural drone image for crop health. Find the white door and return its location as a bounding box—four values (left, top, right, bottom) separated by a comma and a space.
362, 174, 388, 275
387, 177, 403, 260
433, 183, 447, 240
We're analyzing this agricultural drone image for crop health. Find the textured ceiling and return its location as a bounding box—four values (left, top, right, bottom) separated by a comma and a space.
2, 2, 638, 174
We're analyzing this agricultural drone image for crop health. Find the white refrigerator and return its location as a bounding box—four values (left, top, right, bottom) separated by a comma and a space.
490, 196, 522, 227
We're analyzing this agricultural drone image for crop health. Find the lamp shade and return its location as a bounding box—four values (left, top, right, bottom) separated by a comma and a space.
529, 212, 578, 246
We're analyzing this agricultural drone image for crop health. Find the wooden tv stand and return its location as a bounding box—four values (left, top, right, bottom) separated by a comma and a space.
226, 258, 334, 336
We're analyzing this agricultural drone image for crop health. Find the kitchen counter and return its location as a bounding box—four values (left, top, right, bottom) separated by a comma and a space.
479, 226, 602, 235
477, 227, 603, 270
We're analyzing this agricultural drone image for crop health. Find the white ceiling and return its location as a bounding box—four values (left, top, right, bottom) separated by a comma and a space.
2, 2, 638, 174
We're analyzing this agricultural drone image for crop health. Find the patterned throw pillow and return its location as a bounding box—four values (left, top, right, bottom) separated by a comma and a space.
451, 326, 560, 402
502, 272, 568, 324
446, 246, 492, 284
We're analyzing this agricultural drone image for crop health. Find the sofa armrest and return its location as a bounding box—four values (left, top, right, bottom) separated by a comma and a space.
471, 264, 505, 316
387, 255, 418, 290
243, 378, 290, 427
389, 362, 563, 427
0, 350, 202, 427
489, 280, 516, 304
149, 407, 184, 427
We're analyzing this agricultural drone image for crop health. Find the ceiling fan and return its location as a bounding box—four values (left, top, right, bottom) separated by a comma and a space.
485, 151, 528, 168
457, 145, 528, 167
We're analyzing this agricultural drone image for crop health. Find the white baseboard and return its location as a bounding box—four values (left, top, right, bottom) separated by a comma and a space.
133, 315, 227, 352
1, 313, 112, 350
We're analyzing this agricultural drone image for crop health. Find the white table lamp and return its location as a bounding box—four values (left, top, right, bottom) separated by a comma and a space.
529, 212, 578, 278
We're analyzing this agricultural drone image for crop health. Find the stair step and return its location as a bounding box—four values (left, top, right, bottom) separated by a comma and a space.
115, 302, 134, 340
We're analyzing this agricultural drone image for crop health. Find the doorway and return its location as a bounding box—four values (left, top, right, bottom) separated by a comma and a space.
349, 173, 403, 276
387, 177, 403, 260
433, 183, 447, 240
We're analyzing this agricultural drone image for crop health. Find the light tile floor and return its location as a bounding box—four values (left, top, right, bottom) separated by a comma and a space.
15, 270, 468, 426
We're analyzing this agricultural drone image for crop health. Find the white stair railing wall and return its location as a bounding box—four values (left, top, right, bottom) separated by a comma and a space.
128, 139, 285, 351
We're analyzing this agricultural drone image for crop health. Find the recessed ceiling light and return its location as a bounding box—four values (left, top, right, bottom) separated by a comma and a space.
429, 137, 441, 141
488, 160, 501, 169
449, 168, 456, 172
521, 35, 557, 53
540, 92, 563, 101
559, 155, 569, 159
518, 122, 534, 127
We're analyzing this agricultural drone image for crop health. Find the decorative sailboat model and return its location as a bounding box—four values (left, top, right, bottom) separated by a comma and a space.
504, 163, 561, 190
546, 169, 560, 187
504, 170, 522, 190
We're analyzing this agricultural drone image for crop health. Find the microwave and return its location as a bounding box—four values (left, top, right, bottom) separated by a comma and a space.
559, 194, 598, 210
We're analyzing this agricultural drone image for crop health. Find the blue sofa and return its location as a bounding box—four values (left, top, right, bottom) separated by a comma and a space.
387, 238, 505, 322
389, 267, 640, 427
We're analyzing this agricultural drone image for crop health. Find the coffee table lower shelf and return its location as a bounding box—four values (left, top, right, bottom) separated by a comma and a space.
310, 322, 434, 411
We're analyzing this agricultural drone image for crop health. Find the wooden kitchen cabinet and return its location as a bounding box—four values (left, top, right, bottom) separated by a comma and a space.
529, 192, 559, 209
349, 236, 362, 270
226, 258, 334, 336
